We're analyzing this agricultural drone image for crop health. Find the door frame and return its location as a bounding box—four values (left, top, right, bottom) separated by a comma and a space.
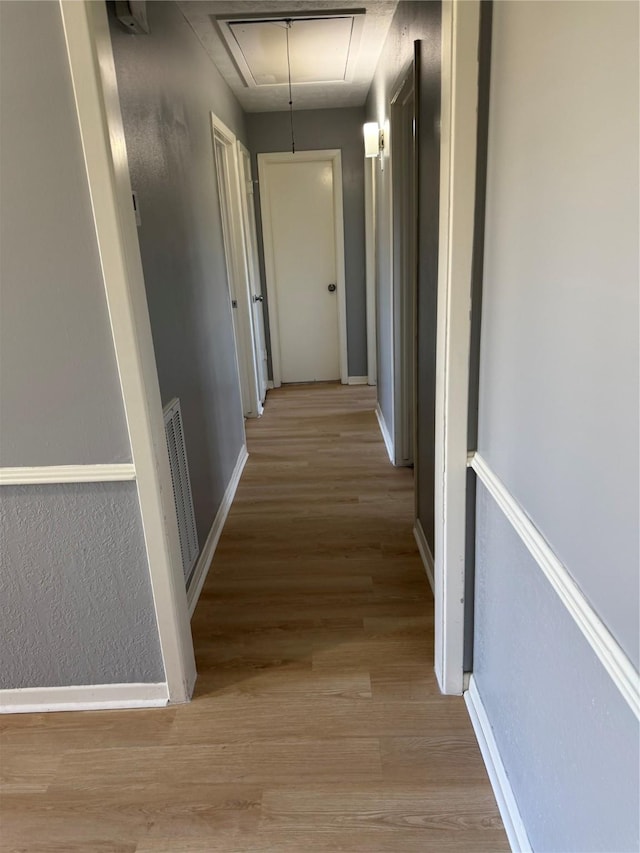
60, 0, 196, 704
257, 149, 348, 388
434, 0, 482, 695
237, 140, 268, 408
390, 63, 418, 468
364, 156, 377, 386
211, 113, 261, 418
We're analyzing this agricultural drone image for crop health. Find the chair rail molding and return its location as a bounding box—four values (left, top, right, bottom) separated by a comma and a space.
0, 464, 136, 486
469, 451, 640, 720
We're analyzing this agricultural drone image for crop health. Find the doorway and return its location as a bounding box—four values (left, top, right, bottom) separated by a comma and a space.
257, 150, 348, 386
211, 113, 262, 418
237, 140, 269, 407
391, 65, 418, 467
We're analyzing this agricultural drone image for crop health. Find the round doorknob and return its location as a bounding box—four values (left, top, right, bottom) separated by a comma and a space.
253, 294, 264, 303
328, 284, 337, 293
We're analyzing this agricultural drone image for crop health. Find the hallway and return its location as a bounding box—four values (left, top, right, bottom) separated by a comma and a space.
0, 384, 506, 852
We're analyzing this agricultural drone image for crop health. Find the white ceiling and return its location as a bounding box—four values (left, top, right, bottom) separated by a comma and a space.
177, 1, 398, 112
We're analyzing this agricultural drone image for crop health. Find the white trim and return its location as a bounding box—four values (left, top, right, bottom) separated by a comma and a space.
364, 156, 377, 386
257, 150, 349, 387
237, 140, 268, 409
211, 114, 261, 420
390, 64, 416, 469
414, 518, 435, 594
267, 380, 275, 390
465, 676, 533, 853
375, 403, 394, 464
470, 452, 640, 720
0, 464, 135, 486
60, 1, 196, 703
347, 376, 369, 385
0, 682, 169, 715
433, 0, 481, 695
187, 445, 249, 616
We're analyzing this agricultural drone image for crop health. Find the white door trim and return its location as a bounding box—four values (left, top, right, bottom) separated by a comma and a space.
390, 64, 417, 468
434, 0, 481, 695
60, 0, 196, 704
237, 140, 268, 409
257, 149, 348, 387
211, 113, 260, 418
364, 156, 377, 386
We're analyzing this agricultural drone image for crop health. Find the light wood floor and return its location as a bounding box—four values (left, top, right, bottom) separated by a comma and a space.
0, 383, 507, 852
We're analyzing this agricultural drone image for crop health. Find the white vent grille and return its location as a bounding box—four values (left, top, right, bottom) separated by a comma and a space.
163, 398, 199, 582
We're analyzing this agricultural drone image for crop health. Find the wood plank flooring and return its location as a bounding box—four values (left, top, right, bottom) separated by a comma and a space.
0, 383, 508, 852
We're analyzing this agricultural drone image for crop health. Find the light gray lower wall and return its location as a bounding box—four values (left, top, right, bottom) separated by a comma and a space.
0, 0, 131, 467
474, 484, 639, 852
246, 108, 367, 378
365, 0, 442, 449
0, 483, 164, 689
109, 1, 247, 547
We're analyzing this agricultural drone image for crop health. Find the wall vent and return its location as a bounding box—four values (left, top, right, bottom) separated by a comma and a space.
163, 398, 199, 583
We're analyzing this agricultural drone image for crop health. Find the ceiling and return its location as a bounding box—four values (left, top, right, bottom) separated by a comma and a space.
177, 1, 398, 112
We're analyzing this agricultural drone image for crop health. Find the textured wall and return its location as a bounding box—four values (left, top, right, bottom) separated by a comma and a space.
365, 1, 442, 449
0, 1, 131, 467
109, 1, 247, 547
474, 485, 639, 852
475, 2, 639, 849
0, 1, 166, 692
478, 0, 639, 665
246, 108, 367, 378
0, 483, 164, 688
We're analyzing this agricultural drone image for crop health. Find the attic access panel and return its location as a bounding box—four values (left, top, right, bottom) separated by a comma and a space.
216, 11, 365, 88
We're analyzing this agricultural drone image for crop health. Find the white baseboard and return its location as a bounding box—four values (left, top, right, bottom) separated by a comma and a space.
375, 403, 394, 463
186, 444, 248, 616
413, 518, 435, 594
267, 380, 275, 390
0, 682, 169, 714
465, 676, 532, 853
347, 375, 368, 385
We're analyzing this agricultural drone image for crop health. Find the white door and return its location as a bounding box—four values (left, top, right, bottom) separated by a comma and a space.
237, 142, 268, 405
260, 153, 347, 385
211, 114, 260, 418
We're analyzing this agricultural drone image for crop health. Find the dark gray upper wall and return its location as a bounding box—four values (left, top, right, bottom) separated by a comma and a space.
109, 1, 247, 547
478, 0, 639, 665
0, 1, 131, 466
247, 108, 367, 378
365, 1, 442, 438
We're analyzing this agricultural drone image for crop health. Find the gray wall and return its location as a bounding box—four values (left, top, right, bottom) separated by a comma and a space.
109, 1, 247, 547
475, 1, 639, 849
246, 108, 367, 378
365, 1, 442, 459
1, 483, 164, 688
474, 485, 639, 852
0, 1, 163, 689
0, 0, 131, 467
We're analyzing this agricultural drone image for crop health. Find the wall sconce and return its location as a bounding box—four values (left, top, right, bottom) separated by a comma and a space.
363, 121, 385, 168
